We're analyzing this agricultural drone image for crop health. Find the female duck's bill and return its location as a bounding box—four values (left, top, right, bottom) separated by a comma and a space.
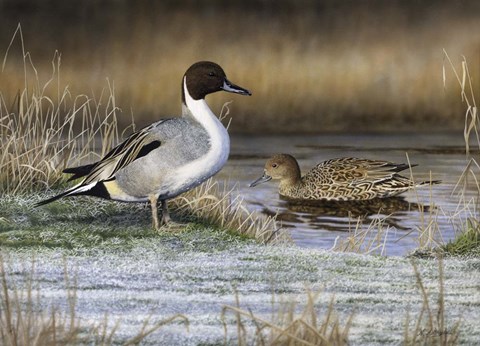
249, 172, 272, 187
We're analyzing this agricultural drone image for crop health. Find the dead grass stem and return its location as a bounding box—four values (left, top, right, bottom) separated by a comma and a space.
443, 50, 479, 154
332, 215, 391, 255
404, 259, 461, 345
221, 289, 354, 346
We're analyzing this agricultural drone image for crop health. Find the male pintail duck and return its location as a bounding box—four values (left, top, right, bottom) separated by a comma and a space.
36, 61, 251, 230
250, 154, 439, 201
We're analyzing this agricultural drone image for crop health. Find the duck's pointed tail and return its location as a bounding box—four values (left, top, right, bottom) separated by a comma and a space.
34, 182, 97, 207
34, 190, 73, 207
417, 179, 442, 187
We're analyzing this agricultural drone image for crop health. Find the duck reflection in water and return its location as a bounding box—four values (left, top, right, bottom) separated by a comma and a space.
255, 196, 431, 231
250, 154, 439, 232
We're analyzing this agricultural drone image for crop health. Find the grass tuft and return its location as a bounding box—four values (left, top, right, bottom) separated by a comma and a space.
221, 289, 354, 345
173, 179, 288, 244
440, 219, 480, 257
332, 215, 391, 255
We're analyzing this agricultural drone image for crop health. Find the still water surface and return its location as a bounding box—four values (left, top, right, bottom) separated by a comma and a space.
218, 133, 480, 256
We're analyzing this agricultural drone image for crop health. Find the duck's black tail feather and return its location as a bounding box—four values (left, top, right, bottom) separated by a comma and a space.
35, 181, 111, 207
34, 189, 73, 207
63, 163, 96, 182
388, 163, 418, 172
418, 179, 442, 186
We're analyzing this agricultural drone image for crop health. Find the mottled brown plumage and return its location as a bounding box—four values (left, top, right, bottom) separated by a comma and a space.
250, 154, 439, 201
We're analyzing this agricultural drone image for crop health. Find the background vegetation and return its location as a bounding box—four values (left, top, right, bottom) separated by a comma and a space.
1, 0, 479, 133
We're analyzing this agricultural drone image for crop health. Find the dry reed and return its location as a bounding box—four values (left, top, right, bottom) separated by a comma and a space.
0, 24, 126, 195
332, 215, 391, 255
172, 178, 288, 244
404, 259, 461, 345
221, 289, 354, 346
443, 51, 479, 154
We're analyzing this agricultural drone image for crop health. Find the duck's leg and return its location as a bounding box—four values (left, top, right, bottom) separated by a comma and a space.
149, 195, 160, 230
160, 199, 171, 225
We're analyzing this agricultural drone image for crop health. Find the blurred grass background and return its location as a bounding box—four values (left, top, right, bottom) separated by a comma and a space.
0, 0, 479, 133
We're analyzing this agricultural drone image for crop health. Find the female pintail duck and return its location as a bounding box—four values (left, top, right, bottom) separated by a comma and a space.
250, 154, 439, 201
36, 61, 251, 230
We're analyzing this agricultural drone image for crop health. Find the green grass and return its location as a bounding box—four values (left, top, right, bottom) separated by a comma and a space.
0, 193, 262, 252
440, 220, 480, 257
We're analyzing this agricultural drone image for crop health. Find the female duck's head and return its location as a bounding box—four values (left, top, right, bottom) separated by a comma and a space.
250, 154, 302, 187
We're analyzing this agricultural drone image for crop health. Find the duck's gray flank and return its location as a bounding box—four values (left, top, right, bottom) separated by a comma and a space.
36, 61, 252, 230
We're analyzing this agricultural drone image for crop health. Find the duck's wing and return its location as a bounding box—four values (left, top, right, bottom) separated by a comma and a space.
35, 120, 174, 206
349, 158, 413, 182
311, 158, 415, 184
63, 163, 97, 181
300, 158, 438, 201
64, 120, 170, 185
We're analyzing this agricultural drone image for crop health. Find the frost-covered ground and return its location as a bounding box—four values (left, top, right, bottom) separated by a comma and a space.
3, 233, 480, 345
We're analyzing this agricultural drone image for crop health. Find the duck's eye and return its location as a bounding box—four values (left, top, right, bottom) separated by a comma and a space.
208, 72, 215, 77
272, 163, 278, 168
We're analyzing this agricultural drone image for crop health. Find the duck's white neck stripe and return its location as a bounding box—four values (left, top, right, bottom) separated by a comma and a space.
170, 78, 229, 192
183, 77, 215, 123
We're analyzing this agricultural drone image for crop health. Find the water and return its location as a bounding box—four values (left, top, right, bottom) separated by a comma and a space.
218, 133, 480, 256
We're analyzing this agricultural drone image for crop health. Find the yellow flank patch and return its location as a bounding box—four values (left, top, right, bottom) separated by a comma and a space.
104, 180, 127, 199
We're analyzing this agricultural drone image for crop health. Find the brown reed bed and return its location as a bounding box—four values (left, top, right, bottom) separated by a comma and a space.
0, 25, 126, 195
1, 1, 480, 133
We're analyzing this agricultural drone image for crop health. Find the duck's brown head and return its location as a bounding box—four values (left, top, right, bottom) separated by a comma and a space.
249, 154, 301, 187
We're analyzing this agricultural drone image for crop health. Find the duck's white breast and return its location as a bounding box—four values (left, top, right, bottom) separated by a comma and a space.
160, 81, 230, 195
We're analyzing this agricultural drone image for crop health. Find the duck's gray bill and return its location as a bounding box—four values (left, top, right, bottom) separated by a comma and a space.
249, 173, 272, 187
222, 79, 252, 96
